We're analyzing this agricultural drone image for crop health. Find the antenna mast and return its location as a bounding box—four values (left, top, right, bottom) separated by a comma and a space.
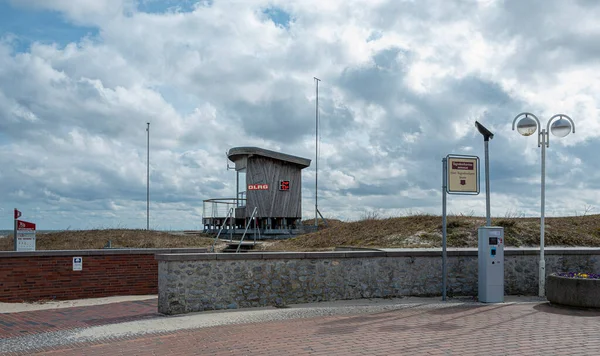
314, 77, 321, 228
146, 122, 150, 231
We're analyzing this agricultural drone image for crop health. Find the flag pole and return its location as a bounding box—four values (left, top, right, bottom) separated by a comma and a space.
13, 208, 18, 251
146, 123, 150, 231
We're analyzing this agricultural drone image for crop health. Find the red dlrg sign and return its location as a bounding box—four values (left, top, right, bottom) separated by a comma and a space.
248, 184, 269, 190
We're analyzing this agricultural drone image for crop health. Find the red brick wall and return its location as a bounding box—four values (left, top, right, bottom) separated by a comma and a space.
0, 249, 206, 302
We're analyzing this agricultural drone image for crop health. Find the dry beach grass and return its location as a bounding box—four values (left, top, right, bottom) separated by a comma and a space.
0, 229, 214, 251
269, 214, 600, 251
2, 214, 600, 251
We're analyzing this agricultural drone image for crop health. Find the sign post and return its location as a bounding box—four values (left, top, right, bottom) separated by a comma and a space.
13, 209, 22, 251
441, 158, 448, 301
442, 154, 480, 300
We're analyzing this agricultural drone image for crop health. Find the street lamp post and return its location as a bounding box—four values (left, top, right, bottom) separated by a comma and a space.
512, 112, 575, 297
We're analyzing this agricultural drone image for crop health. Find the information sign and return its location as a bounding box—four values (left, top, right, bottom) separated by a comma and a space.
73, 257, 83, 271
16, 220, 36, 252
447, 155, 480, 194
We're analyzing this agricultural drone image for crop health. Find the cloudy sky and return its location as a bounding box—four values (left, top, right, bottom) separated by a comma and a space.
1, 0, 599, 230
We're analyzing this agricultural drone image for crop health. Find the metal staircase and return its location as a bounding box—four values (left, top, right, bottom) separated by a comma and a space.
210, 208, 233, 252
236, 207, 260, 253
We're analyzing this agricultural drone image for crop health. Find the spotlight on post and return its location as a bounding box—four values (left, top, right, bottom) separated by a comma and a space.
516, 116, 538, 136
550, 118, 573, 138
476, 121, 494, 140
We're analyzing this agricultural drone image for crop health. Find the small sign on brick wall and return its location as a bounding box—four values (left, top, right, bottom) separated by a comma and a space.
73, 257, 83, 271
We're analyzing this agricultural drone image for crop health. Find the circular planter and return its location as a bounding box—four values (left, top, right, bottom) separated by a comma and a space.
546, 274, 600, 308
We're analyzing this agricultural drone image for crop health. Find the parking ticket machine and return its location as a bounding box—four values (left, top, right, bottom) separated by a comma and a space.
478, 226, 504, 303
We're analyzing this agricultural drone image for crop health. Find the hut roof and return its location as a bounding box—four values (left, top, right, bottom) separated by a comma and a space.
227, 147, 311, 168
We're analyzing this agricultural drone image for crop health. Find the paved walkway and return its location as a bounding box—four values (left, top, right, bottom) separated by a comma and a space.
2, 297, 600, 355
0, 299, 158, 338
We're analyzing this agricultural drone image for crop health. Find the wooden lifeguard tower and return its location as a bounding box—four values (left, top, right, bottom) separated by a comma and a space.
203, 147, 311, 238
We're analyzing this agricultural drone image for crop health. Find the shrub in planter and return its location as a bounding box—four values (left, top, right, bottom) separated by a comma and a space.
556, 272, 600, 279
546, 272, 600, 308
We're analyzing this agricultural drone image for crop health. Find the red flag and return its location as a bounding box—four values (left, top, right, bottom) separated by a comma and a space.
14, 209, 21, 219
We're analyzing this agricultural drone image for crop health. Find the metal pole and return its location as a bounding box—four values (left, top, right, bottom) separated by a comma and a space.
146, 122, 150, 231
236, 171, 239, 206
484, 140, 491, 226
539, 129, 546, 297
13, 211, 17, 252
442, 158, 448, 301
314, 77, 320, 228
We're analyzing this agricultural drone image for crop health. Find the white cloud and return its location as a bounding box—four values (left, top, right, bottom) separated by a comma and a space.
1, 0, 599, 229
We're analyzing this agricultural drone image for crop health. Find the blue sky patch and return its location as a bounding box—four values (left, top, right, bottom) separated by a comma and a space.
137, 0, 208, 14
367, 31, 383, 42
0, 2, 98, 53
263, 7, 292, 29
154, 85, 199, 115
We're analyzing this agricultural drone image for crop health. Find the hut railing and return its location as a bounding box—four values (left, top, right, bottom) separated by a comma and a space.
203, 198, 246, 219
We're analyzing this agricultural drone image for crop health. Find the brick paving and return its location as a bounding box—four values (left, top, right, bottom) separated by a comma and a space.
0, 299, 159, 338
4, 301, 598, 355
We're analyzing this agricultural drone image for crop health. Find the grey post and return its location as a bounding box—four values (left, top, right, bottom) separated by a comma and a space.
475, 121, 494, 226
13, 210, 17, 251
485, 140, 490, 226
442, 157, 448, 301
235, 170, 239, 240
314, 77, 321, 228
146, 122, 150, 231
236, 169, 239, 205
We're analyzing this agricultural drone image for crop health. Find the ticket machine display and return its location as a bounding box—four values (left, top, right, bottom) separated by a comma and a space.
478, 226, 504, 303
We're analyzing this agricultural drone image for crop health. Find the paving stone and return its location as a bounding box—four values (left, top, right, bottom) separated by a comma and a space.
3, 299, 600, 355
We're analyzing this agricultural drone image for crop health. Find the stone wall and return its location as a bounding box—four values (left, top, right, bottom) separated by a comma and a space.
546, 274, 600, 308
156, 248, 600, 315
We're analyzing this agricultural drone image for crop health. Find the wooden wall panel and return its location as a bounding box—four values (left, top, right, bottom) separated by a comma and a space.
245, 157, 303, 218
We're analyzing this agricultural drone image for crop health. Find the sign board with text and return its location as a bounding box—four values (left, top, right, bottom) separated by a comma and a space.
73, 257, 83, 271
16, 220, 36, 252
447, 155, 480, 195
